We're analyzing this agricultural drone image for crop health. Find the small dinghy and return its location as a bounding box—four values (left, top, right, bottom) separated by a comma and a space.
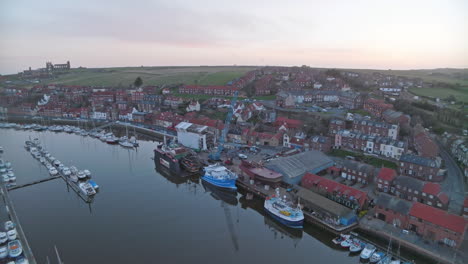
88, 180, 99, 190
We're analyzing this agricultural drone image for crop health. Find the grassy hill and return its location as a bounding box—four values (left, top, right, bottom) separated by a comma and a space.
348, 68, 468, 86
5, 66, 257, 88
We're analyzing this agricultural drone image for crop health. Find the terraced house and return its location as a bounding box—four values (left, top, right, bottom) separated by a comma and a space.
398, 154, 442, 181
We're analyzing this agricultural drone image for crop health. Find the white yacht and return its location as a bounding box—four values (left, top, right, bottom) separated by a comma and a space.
77, 171, 87, 180
62, 167, 71, 176
49, 167, 58, 176
83, 170, 92, 178
79, 182, 96, 196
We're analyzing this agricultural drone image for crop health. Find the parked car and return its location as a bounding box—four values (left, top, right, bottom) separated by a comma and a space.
238, 154, 248, 159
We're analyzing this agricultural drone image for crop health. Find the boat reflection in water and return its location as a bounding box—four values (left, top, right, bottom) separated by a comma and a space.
202, 180, 238, 206
155, 166, 200, 186
239, 195, 303, 246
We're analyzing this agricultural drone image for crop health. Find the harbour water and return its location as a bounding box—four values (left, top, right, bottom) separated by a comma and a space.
0, 129, 428, 264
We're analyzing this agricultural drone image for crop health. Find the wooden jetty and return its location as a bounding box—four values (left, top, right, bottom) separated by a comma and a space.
0, 184, 37, 264
8, 175, 61, 191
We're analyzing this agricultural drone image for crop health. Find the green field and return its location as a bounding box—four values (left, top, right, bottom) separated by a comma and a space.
7, 66, 256, 87
408, 86, 468, 103
349, 68, 468, 86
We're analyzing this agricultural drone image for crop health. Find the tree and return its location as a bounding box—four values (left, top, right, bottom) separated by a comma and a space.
134, 77, 143, 88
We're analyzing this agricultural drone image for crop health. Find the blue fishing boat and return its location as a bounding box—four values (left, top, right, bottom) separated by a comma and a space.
201, 164, 237, 190
264, 191, 304, 229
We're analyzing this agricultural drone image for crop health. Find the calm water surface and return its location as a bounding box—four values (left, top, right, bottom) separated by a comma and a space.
0, 129, 409, 264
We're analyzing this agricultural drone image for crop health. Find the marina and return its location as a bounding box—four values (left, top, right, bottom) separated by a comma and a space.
0, 125, 441, 264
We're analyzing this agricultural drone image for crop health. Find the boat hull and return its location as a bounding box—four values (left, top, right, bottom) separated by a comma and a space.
264, 207, 303, 229
154, 149, 181, 174
201, 176, 237, 190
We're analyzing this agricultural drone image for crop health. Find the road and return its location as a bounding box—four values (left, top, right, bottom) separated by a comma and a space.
437, 141, 465, 215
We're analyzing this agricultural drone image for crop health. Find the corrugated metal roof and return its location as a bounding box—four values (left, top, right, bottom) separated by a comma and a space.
266, 150, 334, 179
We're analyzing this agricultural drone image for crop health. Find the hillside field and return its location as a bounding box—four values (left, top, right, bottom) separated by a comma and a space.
5, 66, 257, 88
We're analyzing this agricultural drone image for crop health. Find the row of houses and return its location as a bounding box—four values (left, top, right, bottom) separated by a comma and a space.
374, 194, 467, 248
178, 85, 239, 96
329, 118, 399, 140
276, 90, 364, 109
334, 129, 406, 160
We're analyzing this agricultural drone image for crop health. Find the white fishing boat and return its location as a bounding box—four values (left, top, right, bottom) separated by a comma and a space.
79, 182, 96, 196
340, 238, 353, 248
62, 167, 71, 176
77, 171, 87, 180
2, 175, 9, 183
69, 173, 79, 182
83, 169, 92, 178
39, 157, 46, 164
6, 229, 16, 240
361, 244, 376, 259
49, 167, 58, 176
0, 232, 6, 244
349, 239, 365, 253
53, 160, 61, 167
332, 234, 350, 244
4, 162, 11, 169
70, 166, 78, 175
7, 172, 15, 182
370, 252, 386, 263
119, 140, 134, 148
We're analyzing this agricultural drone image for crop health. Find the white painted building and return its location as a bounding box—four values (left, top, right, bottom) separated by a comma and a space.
175, 122, 208, 151
92, 111, 107, 120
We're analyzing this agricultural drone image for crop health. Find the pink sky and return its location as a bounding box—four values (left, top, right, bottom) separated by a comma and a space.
0, 0, 467, 74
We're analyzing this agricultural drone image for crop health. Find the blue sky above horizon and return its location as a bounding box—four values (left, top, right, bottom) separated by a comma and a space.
0, 0, 467, 74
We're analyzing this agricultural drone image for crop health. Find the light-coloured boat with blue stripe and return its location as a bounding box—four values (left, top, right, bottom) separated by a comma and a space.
201, 164, 237, 190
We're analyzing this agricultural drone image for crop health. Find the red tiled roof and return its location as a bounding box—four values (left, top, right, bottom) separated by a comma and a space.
409, 203, 468, 234
301, 173, 368, 207
437, 193, 449, 205
377, 168, 397, 182
274, 117, 303, 129
422, 182, 441, 195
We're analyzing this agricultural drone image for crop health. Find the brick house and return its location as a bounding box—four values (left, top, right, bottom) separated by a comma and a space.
163, 96, 184, 108
392, 175, 424, 201
376, 168, 397, 193
374, 193, 412, 228
329, 119, 346, 135
131, 91, 146, 102
91, 91, 115, 107
309, 136, 332, 152
420, 182, 449, 210
408, 203, 468, 248
398, 154, 442, 181
352, 119, 399, 140
255, 75, 273, 95
339, 160, 375, 185
413, 130, 439, 158
382, 109, 411, 126
363, 98, 393, 117
301, 173, 369, 210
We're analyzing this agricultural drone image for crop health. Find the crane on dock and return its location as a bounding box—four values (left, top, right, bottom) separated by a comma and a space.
208, 91, 239, 161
